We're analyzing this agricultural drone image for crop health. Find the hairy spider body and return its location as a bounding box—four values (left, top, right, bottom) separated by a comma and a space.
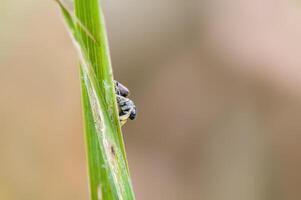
114, 81, 137, 126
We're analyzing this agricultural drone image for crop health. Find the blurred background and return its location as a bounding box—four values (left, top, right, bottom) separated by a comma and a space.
1, 0, 301, 199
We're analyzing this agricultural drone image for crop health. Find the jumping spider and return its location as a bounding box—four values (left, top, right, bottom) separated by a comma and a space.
114, 81, 137, 126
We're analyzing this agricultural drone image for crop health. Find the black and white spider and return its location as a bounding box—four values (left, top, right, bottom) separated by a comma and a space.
114, 81, 137, 126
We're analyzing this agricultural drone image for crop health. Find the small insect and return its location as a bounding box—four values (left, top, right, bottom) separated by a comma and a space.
114, 80, 137, 126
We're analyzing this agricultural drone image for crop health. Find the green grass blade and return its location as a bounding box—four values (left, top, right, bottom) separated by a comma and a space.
55, 1, 136, 199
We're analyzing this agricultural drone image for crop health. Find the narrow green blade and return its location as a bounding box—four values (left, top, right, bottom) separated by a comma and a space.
55, 0, 136, 199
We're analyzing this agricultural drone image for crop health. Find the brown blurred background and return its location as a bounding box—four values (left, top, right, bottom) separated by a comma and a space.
1, 0, 301, 199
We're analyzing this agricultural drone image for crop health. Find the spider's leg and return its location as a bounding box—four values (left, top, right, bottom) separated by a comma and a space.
119, 108, 134, 126
116, 94, 136, 126
116, 95, 131, 125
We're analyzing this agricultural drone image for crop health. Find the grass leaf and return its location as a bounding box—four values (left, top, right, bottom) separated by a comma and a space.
55, 0, 136, 199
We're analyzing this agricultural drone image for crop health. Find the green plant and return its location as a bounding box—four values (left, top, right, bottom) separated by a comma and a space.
55, 0, 136, 199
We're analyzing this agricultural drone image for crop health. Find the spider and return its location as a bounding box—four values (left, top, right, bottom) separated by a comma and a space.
114, 81, 137, 126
